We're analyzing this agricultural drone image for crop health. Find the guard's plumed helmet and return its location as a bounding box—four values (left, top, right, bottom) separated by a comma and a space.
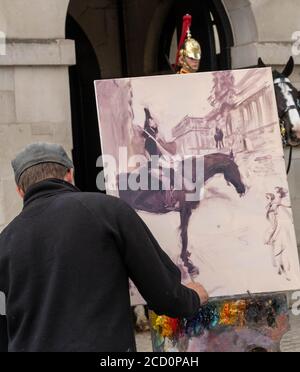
176, 14, 201, 66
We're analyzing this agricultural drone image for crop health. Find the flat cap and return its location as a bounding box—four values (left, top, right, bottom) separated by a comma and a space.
12, 143, 74, 184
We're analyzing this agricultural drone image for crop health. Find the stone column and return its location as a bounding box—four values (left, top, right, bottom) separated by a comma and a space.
255, 96, 263, 125
239, 106, 246, 133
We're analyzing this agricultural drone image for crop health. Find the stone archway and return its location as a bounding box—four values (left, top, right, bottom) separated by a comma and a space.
66, 13, 102, 192
152, 0, 234, 73
66, 0, 123, 79
223, 0, 300, 71
143, 0, 173, 74
223, 0, 258, 68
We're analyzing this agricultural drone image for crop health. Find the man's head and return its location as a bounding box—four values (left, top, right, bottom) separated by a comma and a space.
178, 37, 201, 73
12, 143, 74, 198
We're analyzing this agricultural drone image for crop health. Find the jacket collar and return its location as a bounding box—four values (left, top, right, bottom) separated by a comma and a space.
23, 179, 80, 208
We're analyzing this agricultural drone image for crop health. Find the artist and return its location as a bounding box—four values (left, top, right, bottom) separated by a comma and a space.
0, 143, 208, 352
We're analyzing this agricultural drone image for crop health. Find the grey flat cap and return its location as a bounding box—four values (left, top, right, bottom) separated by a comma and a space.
12, 143, 74, 184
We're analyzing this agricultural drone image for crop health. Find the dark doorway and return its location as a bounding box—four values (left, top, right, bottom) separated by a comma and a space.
159, 0, 233, 72
66, 15, 102, 192
66, 1, 233, 191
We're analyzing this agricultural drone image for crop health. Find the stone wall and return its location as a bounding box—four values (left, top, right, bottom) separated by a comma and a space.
66, 0, 171, 78
0, 0, 75, 230
286, 148, 300, 244
224, 0, 300, 71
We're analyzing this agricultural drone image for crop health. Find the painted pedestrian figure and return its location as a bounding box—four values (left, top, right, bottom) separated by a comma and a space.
265, 187, 292, 281
215, 127, 225, 150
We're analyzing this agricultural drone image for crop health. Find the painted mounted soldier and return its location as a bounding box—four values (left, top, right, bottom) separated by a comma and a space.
143, 107, 176, 159
142, 107, 178, 210
143, 107, 161, 158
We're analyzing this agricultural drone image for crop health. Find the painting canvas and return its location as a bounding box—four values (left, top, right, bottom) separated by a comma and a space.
95, 68, 300, 304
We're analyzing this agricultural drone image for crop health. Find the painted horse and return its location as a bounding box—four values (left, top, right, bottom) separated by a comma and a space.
119, 153, 246, 277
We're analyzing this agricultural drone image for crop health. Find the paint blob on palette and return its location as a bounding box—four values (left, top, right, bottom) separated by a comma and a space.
150, 294, 289, 352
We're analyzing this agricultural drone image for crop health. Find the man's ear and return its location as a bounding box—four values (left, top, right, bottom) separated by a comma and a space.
16, 186, 25, 199
64, 169, 74, 184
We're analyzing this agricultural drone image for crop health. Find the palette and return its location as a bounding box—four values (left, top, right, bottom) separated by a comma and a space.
149, 294, 289, 352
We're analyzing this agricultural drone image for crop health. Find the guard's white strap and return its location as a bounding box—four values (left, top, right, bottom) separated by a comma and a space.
274, 77, 290, 85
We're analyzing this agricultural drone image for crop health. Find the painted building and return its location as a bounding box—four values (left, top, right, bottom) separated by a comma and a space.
172, 116, 214, 155
172, 68, 279, 155
0, 0, 300, 242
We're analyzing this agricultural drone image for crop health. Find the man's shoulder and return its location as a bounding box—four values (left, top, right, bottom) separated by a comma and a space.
0, 214, 22, 250
68, 192, 135, 225
70, 191, 121, 204
68, 192, 128, 213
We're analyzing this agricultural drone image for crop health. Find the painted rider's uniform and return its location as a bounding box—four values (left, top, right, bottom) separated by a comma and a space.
142, 15, 202, 211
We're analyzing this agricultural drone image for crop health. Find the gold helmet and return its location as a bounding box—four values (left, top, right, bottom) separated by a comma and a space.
176, 14, 201, 73
180, 29, 201, 61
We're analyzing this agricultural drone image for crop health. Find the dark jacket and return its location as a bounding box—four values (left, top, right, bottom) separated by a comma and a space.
0, 179, 200, 352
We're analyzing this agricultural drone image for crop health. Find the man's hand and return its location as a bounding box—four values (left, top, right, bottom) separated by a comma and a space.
185, 282, 209, 305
